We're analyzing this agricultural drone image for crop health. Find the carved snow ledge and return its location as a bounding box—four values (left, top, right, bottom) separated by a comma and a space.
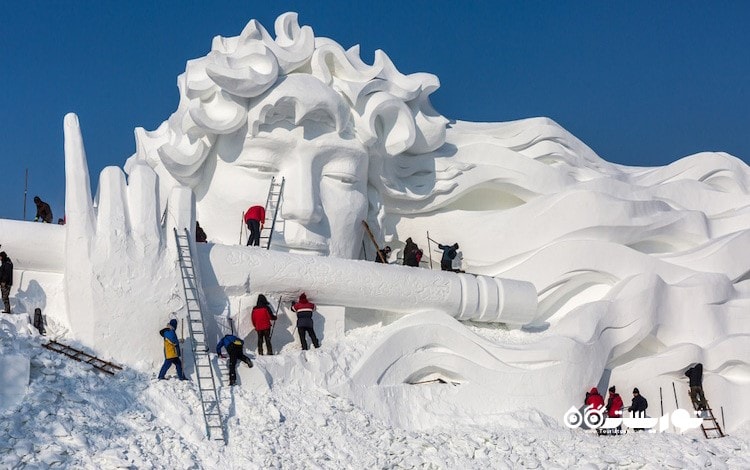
199, 244, 539, 327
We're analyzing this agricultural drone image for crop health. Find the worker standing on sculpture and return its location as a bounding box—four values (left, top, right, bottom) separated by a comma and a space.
33, 196, 53, 223
437, 243, 459, 272
374, 246, 391, 263
244, 205, 265, 246
0, 251, 13, 313
158, 319, 186, 380
291, 293, 320, 350
403, 238, 422, 267
251, 294, 277, 355
195, 221, 208, 243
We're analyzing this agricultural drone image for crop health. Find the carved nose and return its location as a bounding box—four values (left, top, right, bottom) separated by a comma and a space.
280, 174, 322, 225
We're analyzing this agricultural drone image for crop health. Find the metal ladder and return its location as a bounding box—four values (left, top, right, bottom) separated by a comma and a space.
42, 340, 123, 375
259, 176, 285, 249
174, 228, 225, 443
689, 393, 725, 439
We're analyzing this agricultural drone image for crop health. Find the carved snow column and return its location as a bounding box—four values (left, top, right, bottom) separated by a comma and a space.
203, 245, 540, 328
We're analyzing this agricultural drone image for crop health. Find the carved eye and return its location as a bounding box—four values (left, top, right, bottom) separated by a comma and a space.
324, 172, 359, 185
243, 162, 278, 174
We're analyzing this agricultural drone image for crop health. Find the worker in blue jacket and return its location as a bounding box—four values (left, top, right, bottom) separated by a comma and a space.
217, 334, 253, 386
158, 319, 186, 380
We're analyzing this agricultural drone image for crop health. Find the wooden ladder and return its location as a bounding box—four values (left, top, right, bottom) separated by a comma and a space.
689, 393, 725, 439
42, 340, 122, 375
175, 228, 226, 444
259, 176, 285, 250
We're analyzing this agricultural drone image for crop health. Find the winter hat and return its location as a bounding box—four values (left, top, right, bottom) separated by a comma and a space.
299, 293, 308, 303
257, 294, 268, 306
608, 386, 616, 393
169, 319, 178, 328
589, 387, 599, 394
633, 388, 640, 394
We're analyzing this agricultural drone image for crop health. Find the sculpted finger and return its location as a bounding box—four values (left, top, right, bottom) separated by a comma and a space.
63, 113, 95, 239
127, 162, 161, 250
165, 185, 195, 252
95, 167, 128, 255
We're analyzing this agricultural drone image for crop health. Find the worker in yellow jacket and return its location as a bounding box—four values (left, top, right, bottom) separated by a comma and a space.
158, 319, 186, 380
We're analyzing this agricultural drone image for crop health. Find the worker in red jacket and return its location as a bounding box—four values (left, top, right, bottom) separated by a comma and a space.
585, 387, 605, 410
251, 294, 277, 355
584, 386, 606, 434
244, 205, 266, 246
605, 385, 624, 435
291, 293, 320, 350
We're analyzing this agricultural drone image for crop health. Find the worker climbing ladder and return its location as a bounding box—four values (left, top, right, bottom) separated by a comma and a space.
259, 176, 285, 249
689, 393, 725, 439
174, 228, 225, 443
42, 340, 122, 375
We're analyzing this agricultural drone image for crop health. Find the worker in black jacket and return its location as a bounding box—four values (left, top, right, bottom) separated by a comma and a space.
33, 196, 53, 223
685, 363, 708, 411
0, 251, 14, 313
627, 387, 648, 431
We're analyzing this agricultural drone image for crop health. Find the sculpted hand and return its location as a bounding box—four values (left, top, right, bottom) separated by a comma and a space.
63, 113, 191, 366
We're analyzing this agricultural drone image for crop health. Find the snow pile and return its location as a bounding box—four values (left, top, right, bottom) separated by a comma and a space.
2, 325, 750, 468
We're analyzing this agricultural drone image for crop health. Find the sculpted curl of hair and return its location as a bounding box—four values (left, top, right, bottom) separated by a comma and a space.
127, 12, 450, 200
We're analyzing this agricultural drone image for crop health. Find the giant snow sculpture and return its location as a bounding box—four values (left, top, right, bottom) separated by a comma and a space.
1, 12, 749, 430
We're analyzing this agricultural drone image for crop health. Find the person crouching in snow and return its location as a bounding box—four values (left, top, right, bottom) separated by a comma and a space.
216, 334, 253, 386
291, 293, 320, 350
251, 294, 277, 355
605, 385, 624, 435
158, 319, 186, 380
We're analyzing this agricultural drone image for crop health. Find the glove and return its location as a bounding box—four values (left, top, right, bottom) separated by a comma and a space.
220, 354, 227, 359
34, 217, 39, 222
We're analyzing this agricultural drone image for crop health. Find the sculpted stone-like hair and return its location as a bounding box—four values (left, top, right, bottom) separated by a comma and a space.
127, 12, 455, 204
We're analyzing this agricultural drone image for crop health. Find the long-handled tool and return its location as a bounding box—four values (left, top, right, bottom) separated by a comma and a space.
362, 220, 386, 262
659, 386, 664, 416
270, 296, 283, 339
238, 211, 244, 245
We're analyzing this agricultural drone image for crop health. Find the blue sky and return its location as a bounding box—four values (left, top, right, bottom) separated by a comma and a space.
1, 1, 748, 221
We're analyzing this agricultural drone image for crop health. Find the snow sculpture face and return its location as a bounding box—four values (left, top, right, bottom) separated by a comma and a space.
127, 12, 448, 256
197, 76, 368, 257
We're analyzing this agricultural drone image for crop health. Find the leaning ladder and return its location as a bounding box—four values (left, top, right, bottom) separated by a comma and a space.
689, 392, 725, 439
42, 340, 123, 375
259, 176, 285, 250
174, 228, 225, 444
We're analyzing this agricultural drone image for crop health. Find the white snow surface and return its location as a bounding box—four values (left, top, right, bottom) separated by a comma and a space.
2, 321, 750, 469
3, 11, 750, 468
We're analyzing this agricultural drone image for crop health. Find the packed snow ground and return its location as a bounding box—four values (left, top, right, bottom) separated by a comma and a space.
2, 318, 749, 469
